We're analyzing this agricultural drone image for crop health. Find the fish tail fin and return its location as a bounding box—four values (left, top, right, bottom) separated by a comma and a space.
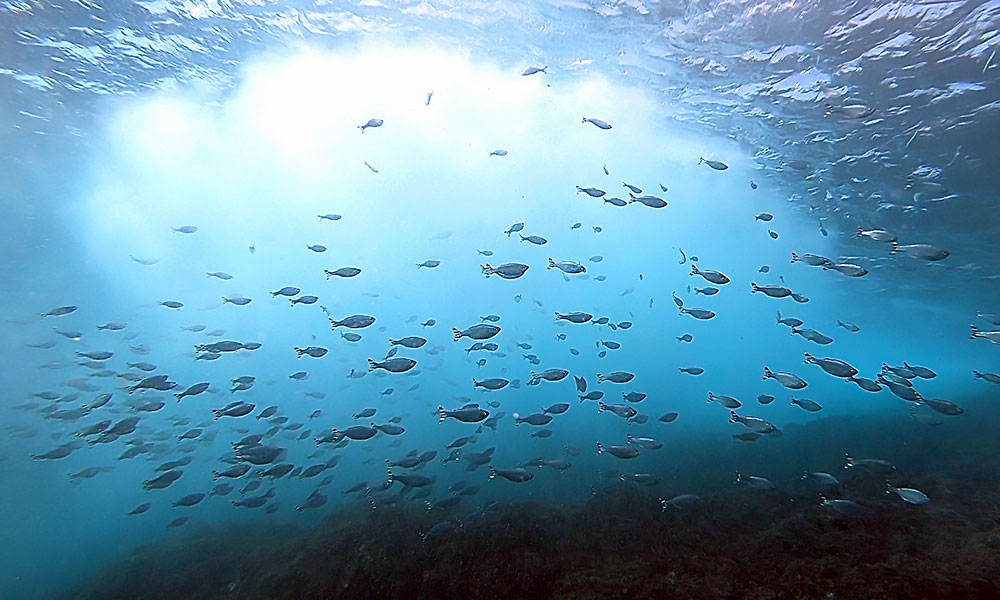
367, 359, 379, 372
596, 442, 604, 455
452, 328, 462, 341
762, 367, 772, 379
581, 117, 586, 124
698, 157, 705, 164
547, 258, 555, 269
437, 406, 446, 423
970, 325, 979, 339
735, 471, 742, 483
890, 241, 900, 254
728, 411, 738, 423
488, 465, 497, 479
844, 454, 854, 469
750, 282, 759, 293
597, 402, 607, 413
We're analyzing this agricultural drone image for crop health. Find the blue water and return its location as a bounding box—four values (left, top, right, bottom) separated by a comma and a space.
2, 2, 999, 598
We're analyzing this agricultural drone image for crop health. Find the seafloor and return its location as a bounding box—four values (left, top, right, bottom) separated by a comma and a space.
68, 404, 1000, 600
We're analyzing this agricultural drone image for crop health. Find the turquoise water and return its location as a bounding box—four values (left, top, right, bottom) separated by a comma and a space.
2, 2, 999, 598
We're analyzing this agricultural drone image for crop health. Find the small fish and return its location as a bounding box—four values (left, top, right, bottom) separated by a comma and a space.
973, 370, 1000, 384
307, 245, 327, 253
482, 262, 529, 280
698, 157, 728, 171
582, 117, 611, 130
749, 180, 757, 190
520, 66, 547, 76
317, 213, 342, 221
270, 286, 300, 297
886, 484, 930, 505
489, 150, 508, 157
295, 346, 328, 359
762, 367, 807, 389
690, 264, 729, 285
837, 320, 860, 332
417, 259, 442, 269
358, 118, 383, 132
504, 222, 525, 236
576, 186, 606, 198
790, 397, 822, 412
596, 442, 639, 459
890, 242, 949, 262
364, 161, 378, 173
172, 225, 198, 234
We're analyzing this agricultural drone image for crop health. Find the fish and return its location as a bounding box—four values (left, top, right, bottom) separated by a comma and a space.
521, 66, 547, 76
596, 442, 639, 459
453, 324, 501, 341
690, 264, 730, 285
514, 413, 553, 426
790, 252, 832, 267
790, 397, 822, 412
295, 346, 328, 359
582, 117, 611, 129
707, 392, 741, 409
325, 267, 361, 278
368, 358, 417, 373
504, 222, 524, 236
837, 320, 860, 332
576, 186, 606, 197
628, 193, 667, 208
547, 258, 586, 274
891, 242, 949, 261
762, 367, 807, 389
473, 378, 509, 391
438, 405, 489, 424
358, 118, 383, 132
971, 326, 1000, 345
803, 353, 858, 378
482, 262, 529, 280
751, 283, 792, 298
679, 307, 716, 320
973, 370, 1000, 384
698, 157, 728, 170
886, 484, 930, 505
597, 371, 634, 384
